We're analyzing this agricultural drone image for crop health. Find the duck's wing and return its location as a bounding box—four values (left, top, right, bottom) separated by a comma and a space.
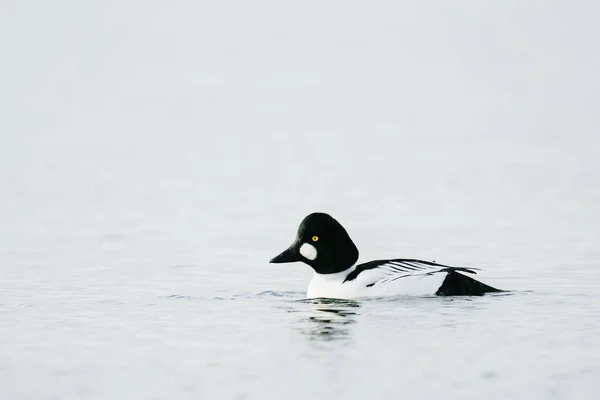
343, 259, 478, 284
343, 259, 500, 296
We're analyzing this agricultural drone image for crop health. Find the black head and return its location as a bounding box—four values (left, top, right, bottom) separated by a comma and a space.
270, 212, 359, 274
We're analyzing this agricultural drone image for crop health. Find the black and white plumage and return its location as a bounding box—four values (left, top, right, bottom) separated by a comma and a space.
270, 213, 502, 299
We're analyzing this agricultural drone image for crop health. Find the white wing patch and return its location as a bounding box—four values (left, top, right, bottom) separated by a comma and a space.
353, 260, 443, 287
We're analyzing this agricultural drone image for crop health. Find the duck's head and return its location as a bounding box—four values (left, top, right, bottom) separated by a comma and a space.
270, 212, 359, 274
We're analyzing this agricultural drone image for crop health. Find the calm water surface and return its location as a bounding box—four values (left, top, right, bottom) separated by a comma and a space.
2, 1, 600, 399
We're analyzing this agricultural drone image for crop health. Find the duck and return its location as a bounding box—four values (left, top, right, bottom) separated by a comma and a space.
270, 212, 502, 299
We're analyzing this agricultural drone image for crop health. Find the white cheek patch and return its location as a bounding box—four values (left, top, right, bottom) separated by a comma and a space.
299, 243, 318, 261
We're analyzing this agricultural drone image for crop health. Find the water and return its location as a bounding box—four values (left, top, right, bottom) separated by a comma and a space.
1, 1, 600, 399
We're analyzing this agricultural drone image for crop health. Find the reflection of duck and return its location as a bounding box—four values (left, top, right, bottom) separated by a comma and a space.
271, 213, 503, 299
299, 299, 359, 341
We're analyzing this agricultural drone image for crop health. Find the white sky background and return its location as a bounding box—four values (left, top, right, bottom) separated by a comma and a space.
2, 1, 597, 141
0, 1, 598, 258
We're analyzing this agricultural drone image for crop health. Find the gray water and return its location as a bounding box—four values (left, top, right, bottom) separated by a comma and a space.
1, 1, 600, 399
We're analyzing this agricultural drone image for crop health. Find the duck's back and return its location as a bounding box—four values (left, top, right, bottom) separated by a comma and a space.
306, 259, 501, 299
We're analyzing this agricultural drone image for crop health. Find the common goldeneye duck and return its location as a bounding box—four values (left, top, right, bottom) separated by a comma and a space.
270, 212, 502, 299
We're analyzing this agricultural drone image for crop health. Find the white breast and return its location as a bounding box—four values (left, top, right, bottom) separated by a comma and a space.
307, 270, 356, 299
306, 266, 448, 299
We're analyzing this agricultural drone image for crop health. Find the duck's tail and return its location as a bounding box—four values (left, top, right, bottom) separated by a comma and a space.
435, 271, 503, 296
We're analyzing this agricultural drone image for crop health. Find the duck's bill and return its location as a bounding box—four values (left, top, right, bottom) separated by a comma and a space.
270, 243, 303, 263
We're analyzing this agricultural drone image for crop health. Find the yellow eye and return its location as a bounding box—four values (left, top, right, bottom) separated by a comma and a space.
312, 236, 319, 242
